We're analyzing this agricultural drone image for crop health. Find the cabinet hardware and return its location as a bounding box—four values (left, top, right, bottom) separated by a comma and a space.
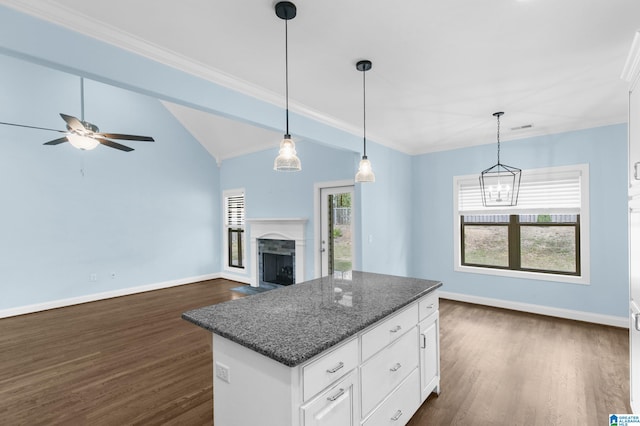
390, 325, 402, 333
391, 410, 403, 421
326, 388, 345, 402
421, 333, 426, 348
635, 313, 640, 332
427, 303, 434, 309
635, 162, 640, 180
326, 362, 344, 374
390, 362, 402, 372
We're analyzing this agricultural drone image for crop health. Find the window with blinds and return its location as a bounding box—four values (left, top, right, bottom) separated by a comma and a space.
224, 191, 245, 269
454, 164, 589, 280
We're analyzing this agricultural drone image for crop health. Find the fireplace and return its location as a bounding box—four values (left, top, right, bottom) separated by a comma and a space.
258, 239, 295, 286
247, 218, 307, 287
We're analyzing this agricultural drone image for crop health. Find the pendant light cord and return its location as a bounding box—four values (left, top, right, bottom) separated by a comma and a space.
284, 18, 290, 137
496, 113, 501, 165
362, 66, 367, 157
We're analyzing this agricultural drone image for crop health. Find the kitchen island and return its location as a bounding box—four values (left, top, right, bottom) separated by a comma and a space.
183, 271, 441, 425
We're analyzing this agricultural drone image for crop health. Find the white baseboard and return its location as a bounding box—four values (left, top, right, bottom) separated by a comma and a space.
0, 272, 222, 319
439, 291, 628, 328
220, 271, 251, 285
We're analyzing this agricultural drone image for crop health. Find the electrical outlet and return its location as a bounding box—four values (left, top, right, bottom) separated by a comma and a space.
215, 362, 230, 384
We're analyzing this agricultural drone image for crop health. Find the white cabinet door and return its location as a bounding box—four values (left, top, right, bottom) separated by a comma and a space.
631, 302, 640, 414
631, 207, 640, 303
302, 371, 357, 426
419, 313, 440, 402
631, 85, 640, 191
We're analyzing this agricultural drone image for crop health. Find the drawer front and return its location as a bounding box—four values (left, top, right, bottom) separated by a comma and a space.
361, 303, 418, 362
418, 291, 438, 321
303, 338, 358, 401
302, 371, 357, 426
362, 368, 420, 426
361, 327, 419, 417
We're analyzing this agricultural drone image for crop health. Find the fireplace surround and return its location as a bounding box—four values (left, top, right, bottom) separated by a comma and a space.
247, 218, 307, 287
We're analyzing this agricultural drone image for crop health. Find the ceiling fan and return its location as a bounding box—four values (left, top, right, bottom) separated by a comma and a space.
0, 77, 154, 152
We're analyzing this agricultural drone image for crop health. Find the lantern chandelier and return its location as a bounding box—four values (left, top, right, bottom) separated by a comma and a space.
479, 112, 521, 207
273, 1, 301, 172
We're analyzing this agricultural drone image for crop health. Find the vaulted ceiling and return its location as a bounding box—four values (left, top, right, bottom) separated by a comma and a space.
2, 0, 639, 161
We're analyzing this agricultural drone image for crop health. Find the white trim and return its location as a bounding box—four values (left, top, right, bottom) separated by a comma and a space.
0, 272, 221, 319
622, 31, 640, 87
313, 180, 355, 278
220, 272, 251, 285
453, 164, 590, 285
439, 291, 628, 328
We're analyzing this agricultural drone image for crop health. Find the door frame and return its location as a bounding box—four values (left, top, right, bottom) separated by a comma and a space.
314, 180, 355, 278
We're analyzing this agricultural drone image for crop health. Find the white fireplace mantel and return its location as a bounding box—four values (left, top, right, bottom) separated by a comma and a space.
247, 218, 307, 287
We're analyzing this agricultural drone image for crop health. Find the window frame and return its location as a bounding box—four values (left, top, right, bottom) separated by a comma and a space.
223, 188, 246, 272
460, 214, 581, 276
453, 164, 590, 285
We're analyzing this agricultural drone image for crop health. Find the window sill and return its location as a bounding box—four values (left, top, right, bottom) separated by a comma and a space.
454, 264, 590, 285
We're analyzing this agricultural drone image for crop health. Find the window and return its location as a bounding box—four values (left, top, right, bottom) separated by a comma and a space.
454, 164, 590, 284
224, 190, 245, 269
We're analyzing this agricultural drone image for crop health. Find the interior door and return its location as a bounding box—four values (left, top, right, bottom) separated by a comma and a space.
320, 186, 354, 278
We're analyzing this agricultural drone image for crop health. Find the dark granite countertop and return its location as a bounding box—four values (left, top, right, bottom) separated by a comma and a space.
182, 271, 441, 367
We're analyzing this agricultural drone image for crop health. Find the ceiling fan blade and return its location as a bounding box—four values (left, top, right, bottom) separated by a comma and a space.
0, 121, 66, 133
96, 137, 134, 152
98, 133, 155, 142
43, 136, 69, 146
59, 113, 85, 132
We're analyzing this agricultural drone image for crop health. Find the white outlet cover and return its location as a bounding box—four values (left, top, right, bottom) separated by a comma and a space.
215, 361, 230, 383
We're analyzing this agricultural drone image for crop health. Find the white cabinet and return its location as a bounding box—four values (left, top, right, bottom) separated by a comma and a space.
210, 291, 439, 425
302, 371, 358, 426
628, 30, 640, 414
419, 312, 440, 401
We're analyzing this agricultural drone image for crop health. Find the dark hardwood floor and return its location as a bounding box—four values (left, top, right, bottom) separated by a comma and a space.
0, 279, 631, 425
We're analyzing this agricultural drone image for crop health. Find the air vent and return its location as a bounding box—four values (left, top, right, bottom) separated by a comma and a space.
510, 124, 533, 131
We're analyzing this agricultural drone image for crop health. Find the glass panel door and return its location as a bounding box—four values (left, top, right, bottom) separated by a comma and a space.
320, 186, 354, 278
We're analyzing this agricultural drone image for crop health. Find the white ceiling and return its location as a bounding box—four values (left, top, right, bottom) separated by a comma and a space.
3, 0, 640, 160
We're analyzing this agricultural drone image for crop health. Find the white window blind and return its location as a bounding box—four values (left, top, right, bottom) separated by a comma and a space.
226, 194, 245, 227
457, 165, 585, 215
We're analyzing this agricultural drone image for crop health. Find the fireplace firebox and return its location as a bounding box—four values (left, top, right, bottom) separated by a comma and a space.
262, 253, 294, 286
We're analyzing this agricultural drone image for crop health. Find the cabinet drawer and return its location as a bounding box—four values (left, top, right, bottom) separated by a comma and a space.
361, 303, 418, 362
362, 368, 420, 426
418, 292, 438, 321
303, 338, 358, 401
361, 327, 419, 417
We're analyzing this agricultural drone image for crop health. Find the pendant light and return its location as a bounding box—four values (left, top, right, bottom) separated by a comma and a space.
355, 60, 375, 183
479, 112, 521, 206
273, 1, 301, 172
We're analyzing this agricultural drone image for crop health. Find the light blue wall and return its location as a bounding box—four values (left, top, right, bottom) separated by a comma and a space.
359, 142, 414, 277
411, 124, 629, 317
220, 141, 359, 282
0, 55, 220, 310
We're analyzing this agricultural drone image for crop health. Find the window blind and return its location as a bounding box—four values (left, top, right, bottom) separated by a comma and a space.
457, 166, 584, 215
226, 194, 245, 227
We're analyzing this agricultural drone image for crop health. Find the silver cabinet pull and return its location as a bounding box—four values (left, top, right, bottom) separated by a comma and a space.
635, 161, 640, 180
427, 303, 435, 309
390, 325, 401, 333
391, 410, 403, 421
390, 363, 402, 372
635, 313, 640, 332
327, 388, 345, 402
421, 333, 426, 349
326, 362, 344, 374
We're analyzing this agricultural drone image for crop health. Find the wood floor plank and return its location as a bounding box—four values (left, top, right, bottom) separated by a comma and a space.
0, 281, 631, 425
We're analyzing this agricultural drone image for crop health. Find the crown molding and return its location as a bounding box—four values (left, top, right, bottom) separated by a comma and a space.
0, 0, 401, 153
622, 30, 640, 87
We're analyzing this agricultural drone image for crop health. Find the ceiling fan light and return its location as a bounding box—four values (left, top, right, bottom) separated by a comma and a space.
355, 156, 375, 183
274, 136, 301, 171
67, 133, 99, 150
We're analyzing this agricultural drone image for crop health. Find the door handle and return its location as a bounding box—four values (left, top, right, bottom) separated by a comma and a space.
420, 333, 426, 349
635, 161, 640, 180
635, 313, 640, 332
327, 388, 345, 402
